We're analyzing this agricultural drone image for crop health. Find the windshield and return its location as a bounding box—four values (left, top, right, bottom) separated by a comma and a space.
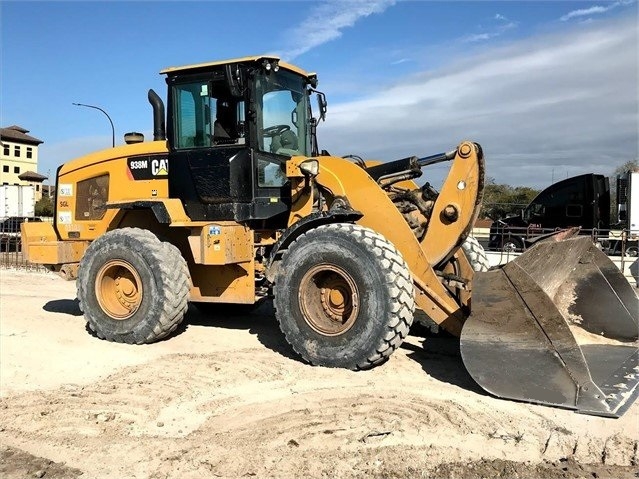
524, 179, 585, 221
525, 202, 545, 220
254, 69, 311, 157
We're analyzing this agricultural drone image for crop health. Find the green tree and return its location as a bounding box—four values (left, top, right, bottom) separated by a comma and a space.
613, 160, 638, 177
480, 177, 540, 220
35, 196, 54, 217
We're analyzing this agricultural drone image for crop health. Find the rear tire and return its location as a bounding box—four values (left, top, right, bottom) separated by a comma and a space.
461, 236, 490, 272
77, 228, 190, 344
273, 223, 414, 370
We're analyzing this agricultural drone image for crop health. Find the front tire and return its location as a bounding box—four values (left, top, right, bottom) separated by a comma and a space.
273, 223, 415, 370
77, 228, 190, 344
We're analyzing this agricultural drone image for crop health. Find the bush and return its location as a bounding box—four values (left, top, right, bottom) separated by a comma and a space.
479, 178, 540, 220
35, 196, 54, 217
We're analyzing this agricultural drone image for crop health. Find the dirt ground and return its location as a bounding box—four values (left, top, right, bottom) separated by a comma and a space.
0, 269, 637, 479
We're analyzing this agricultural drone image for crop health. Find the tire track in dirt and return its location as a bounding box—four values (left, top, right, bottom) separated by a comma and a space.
1, 271, 637, 478
1, 344, 636, 478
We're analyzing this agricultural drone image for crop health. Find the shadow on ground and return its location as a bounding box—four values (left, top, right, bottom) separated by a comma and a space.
181, 299, 298, 361
42, 298, 82, 316
402, 334, 487, 396
40, 296, 488, 396
42, 296, 296, 360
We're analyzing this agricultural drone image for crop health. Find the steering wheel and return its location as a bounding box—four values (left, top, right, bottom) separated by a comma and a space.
262, 124, 290, 138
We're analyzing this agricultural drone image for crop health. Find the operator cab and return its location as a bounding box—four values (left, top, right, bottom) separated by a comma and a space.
162, 56, 319, 226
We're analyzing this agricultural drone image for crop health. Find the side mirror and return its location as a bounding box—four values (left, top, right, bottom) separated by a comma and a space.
316, 91, 327, 122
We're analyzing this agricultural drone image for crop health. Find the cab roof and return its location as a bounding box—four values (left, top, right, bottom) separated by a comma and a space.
160, 55, 315, 79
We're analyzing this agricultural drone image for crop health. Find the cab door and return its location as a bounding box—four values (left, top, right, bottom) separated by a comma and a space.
167, 76, 253, 221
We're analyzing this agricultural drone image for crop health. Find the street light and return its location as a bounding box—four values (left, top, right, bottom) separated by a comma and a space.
72, 102, 115, 147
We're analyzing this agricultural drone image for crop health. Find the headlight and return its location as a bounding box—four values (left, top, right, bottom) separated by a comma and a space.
299, 159, 319, 177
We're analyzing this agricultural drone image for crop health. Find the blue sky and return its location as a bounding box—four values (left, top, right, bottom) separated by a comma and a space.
1, 0, 637, 188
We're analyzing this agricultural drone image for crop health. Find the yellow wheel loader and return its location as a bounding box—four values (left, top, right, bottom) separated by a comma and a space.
22, 56, 638, 417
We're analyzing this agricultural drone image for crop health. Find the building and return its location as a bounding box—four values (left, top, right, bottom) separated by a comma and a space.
18, 171, 48, 201
0, 125, 45, 199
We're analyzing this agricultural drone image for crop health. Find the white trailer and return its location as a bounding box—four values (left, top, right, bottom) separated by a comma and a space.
0, 185, 36, 218
627, 170, 638, 239
610, 170, 638, 256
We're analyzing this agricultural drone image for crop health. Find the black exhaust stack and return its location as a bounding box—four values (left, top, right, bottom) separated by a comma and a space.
148, 89, 166, 141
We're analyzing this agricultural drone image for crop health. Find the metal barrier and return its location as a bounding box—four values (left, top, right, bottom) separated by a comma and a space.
0, 216, 52, 271
0, 236, 47, 271
485, 224, 638, 257
473, 226, 639, 287
0, 217, 636, 273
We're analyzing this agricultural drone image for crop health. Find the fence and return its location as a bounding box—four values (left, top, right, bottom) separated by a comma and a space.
470, 223, 638, 286
481, 223, 638, 257
0, 216, 52, 271
1, 216, 637, 272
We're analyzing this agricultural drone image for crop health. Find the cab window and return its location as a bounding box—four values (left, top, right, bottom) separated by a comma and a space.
173, 81, 245, 149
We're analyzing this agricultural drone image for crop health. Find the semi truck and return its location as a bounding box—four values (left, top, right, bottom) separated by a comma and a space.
488, 171, 638, 255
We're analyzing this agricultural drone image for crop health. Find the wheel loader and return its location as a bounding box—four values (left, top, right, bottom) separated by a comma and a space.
22, 56, 638, 417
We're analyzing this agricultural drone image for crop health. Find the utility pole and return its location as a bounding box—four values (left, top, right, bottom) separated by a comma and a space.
72, 103, 115, 147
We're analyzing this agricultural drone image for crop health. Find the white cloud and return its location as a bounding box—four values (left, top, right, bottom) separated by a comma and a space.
317, 17, 638, 188
464, 16, 517, 43
559, 1, 634, 21
276, 0, 396, 60
466, 32, 495, 43
561, 5, 609, 21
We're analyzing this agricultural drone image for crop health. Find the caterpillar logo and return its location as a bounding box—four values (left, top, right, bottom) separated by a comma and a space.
151, 159, 168, 176
127, 156, 169, 180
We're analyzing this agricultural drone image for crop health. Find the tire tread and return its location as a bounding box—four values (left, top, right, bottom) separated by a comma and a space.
77, 227, 190, 344
461, 236, 490, 272
274, 223, 415, 370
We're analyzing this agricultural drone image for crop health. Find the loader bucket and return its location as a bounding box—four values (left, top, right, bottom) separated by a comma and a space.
461, 236, 638, 417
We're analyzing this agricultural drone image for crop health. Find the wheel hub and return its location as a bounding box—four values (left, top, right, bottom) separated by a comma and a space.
320, 276, 353, 321
299, 264, 359, 336
96, 260, 142, 320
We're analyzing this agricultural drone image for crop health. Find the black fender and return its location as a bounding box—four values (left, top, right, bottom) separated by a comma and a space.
106, 201, 172, 224
266, 208, 363, 282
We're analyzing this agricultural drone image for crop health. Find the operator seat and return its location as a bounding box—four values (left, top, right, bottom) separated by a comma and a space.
270, 129, 300, 157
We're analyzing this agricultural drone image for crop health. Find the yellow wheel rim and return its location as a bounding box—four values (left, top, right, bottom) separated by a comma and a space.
95, 260, 143, 320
